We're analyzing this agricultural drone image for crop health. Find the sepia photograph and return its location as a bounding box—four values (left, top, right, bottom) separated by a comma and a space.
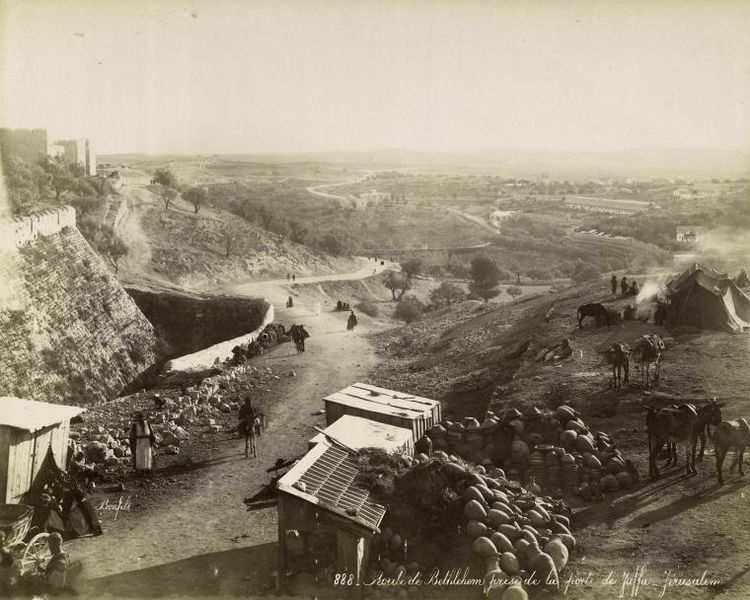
1, 1, 750, 598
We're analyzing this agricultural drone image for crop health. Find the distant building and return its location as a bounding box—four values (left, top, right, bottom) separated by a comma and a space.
0, 128, 48, 163
564, 195, 653, 215
353, 189, 392, 210
676, 226, 704, 243
49, 138, 96, 175
672, 188, 718, 201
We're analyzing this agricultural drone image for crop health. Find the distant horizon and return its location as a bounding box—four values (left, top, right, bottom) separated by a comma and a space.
2, 1, 750, 162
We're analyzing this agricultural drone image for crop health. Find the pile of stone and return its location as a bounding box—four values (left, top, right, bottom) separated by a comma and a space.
72, 364, 282, 471
426, 404, 636, 499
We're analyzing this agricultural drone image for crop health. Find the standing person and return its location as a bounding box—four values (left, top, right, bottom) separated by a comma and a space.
128, 412, 155, 474
347, 310, 358, 331
620, 276, 629, 295
292, 273, 296, 283
286, 273, 290, 281
611, 274, 618, 295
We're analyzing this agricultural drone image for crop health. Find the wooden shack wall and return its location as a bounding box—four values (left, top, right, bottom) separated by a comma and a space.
277, 492, 374, 583
1, 422, 70, 504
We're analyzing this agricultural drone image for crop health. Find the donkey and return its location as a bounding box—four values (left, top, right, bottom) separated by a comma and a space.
604, 342, 630, 388
633, 334, 665, 389
714, 418, 750, 485
288, 324, 309, 353
644, 400, 724, 479
576, 303, 613, 329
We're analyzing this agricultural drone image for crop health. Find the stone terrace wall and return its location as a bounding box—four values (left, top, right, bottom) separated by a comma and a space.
0, 207, 159, 404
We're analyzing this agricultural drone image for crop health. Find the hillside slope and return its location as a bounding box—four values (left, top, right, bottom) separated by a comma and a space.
372, 278, 750, 422
112, 184, 359, 290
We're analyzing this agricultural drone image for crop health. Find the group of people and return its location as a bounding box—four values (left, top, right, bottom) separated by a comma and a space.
611, 274, 640, 297
286, 273, 297, 283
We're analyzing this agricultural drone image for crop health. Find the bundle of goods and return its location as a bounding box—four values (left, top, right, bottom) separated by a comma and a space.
427, 405, 637, 499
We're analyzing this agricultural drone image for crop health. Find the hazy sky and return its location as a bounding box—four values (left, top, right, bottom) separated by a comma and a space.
1, 0, 749, 155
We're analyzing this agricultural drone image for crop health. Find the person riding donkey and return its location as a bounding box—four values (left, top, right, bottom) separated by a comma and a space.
238, 398, 262, 458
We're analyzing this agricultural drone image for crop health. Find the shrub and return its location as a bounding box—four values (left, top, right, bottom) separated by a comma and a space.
506, 285, 523, 299
394, 297, 426, 323
355, 300, 379, 317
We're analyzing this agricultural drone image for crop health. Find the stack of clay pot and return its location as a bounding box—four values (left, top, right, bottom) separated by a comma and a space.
428, 404, 634, 499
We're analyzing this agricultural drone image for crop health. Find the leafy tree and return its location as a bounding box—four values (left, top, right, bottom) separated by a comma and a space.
383, 271, 411, 301
79, 220, 129, 273
445, 262, 471, 281
2, 156, 50, 214
429, 282, 466, 307
394, 297, 425, 323
506, 285, 523, 299
152, 168, 179, 210
469, 255, 502, 302
401, 258, 425, 280
184, 186, 207, 214
38, 155, 75, 200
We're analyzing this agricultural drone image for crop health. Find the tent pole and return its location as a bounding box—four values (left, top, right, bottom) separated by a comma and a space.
29, 431, 39, 489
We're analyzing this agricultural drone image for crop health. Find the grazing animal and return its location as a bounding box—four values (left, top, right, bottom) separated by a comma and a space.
714, 418, 750, 485
604, 342, 630, 388
576, 303, 612, 329
644, 400, 724, 479
633, 334, 665, 389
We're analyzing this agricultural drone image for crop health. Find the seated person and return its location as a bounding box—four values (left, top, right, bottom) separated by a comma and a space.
0, 531, 16, 595
43, 533, 82, 596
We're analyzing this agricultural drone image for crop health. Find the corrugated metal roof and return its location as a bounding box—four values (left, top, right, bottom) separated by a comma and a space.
0, 397, 84, 433
277, 440, 386, 532
324, 382, 439, 419
309, 415, 413, 453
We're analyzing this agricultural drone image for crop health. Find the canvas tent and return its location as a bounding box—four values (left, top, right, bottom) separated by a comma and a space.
664, 263, 750, 333
0, 397, 84, 503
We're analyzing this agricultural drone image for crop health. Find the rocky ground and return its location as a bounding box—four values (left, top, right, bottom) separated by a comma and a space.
369, 276, 750, 599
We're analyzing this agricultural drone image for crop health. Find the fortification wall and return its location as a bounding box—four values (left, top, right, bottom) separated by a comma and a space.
0, 208, 159, 404
0, 206, 77, 251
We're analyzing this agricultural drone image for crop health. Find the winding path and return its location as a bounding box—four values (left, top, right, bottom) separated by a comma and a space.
73, 261, 395, 599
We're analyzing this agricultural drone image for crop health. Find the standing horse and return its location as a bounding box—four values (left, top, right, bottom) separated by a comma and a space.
604, 342, 630, 388
634, 334, 665, 389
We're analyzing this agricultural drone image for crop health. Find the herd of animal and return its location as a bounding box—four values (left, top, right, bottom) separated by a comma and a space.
574, 301, 748, 486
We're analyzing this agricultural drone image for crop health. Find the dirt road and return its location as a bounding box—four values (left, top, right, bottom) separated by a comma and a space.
73, 273, 389, 599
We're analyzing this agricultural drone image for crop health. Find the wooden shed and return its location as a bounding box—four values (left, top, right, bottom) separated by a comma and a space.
0, 397, 84, 504
309, 415, 414, 455
276, 440, 386, 584
323, 383, 441, 442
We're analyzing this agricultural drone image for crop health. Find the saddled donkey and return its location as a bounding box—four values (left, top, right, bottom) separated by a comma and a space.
644, 400, 724, 479
604, 342, 630, 388
288, 324, 310, 353
577, 303, 613, 329
633, 334, 665, 389
239, 413, 262, 458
